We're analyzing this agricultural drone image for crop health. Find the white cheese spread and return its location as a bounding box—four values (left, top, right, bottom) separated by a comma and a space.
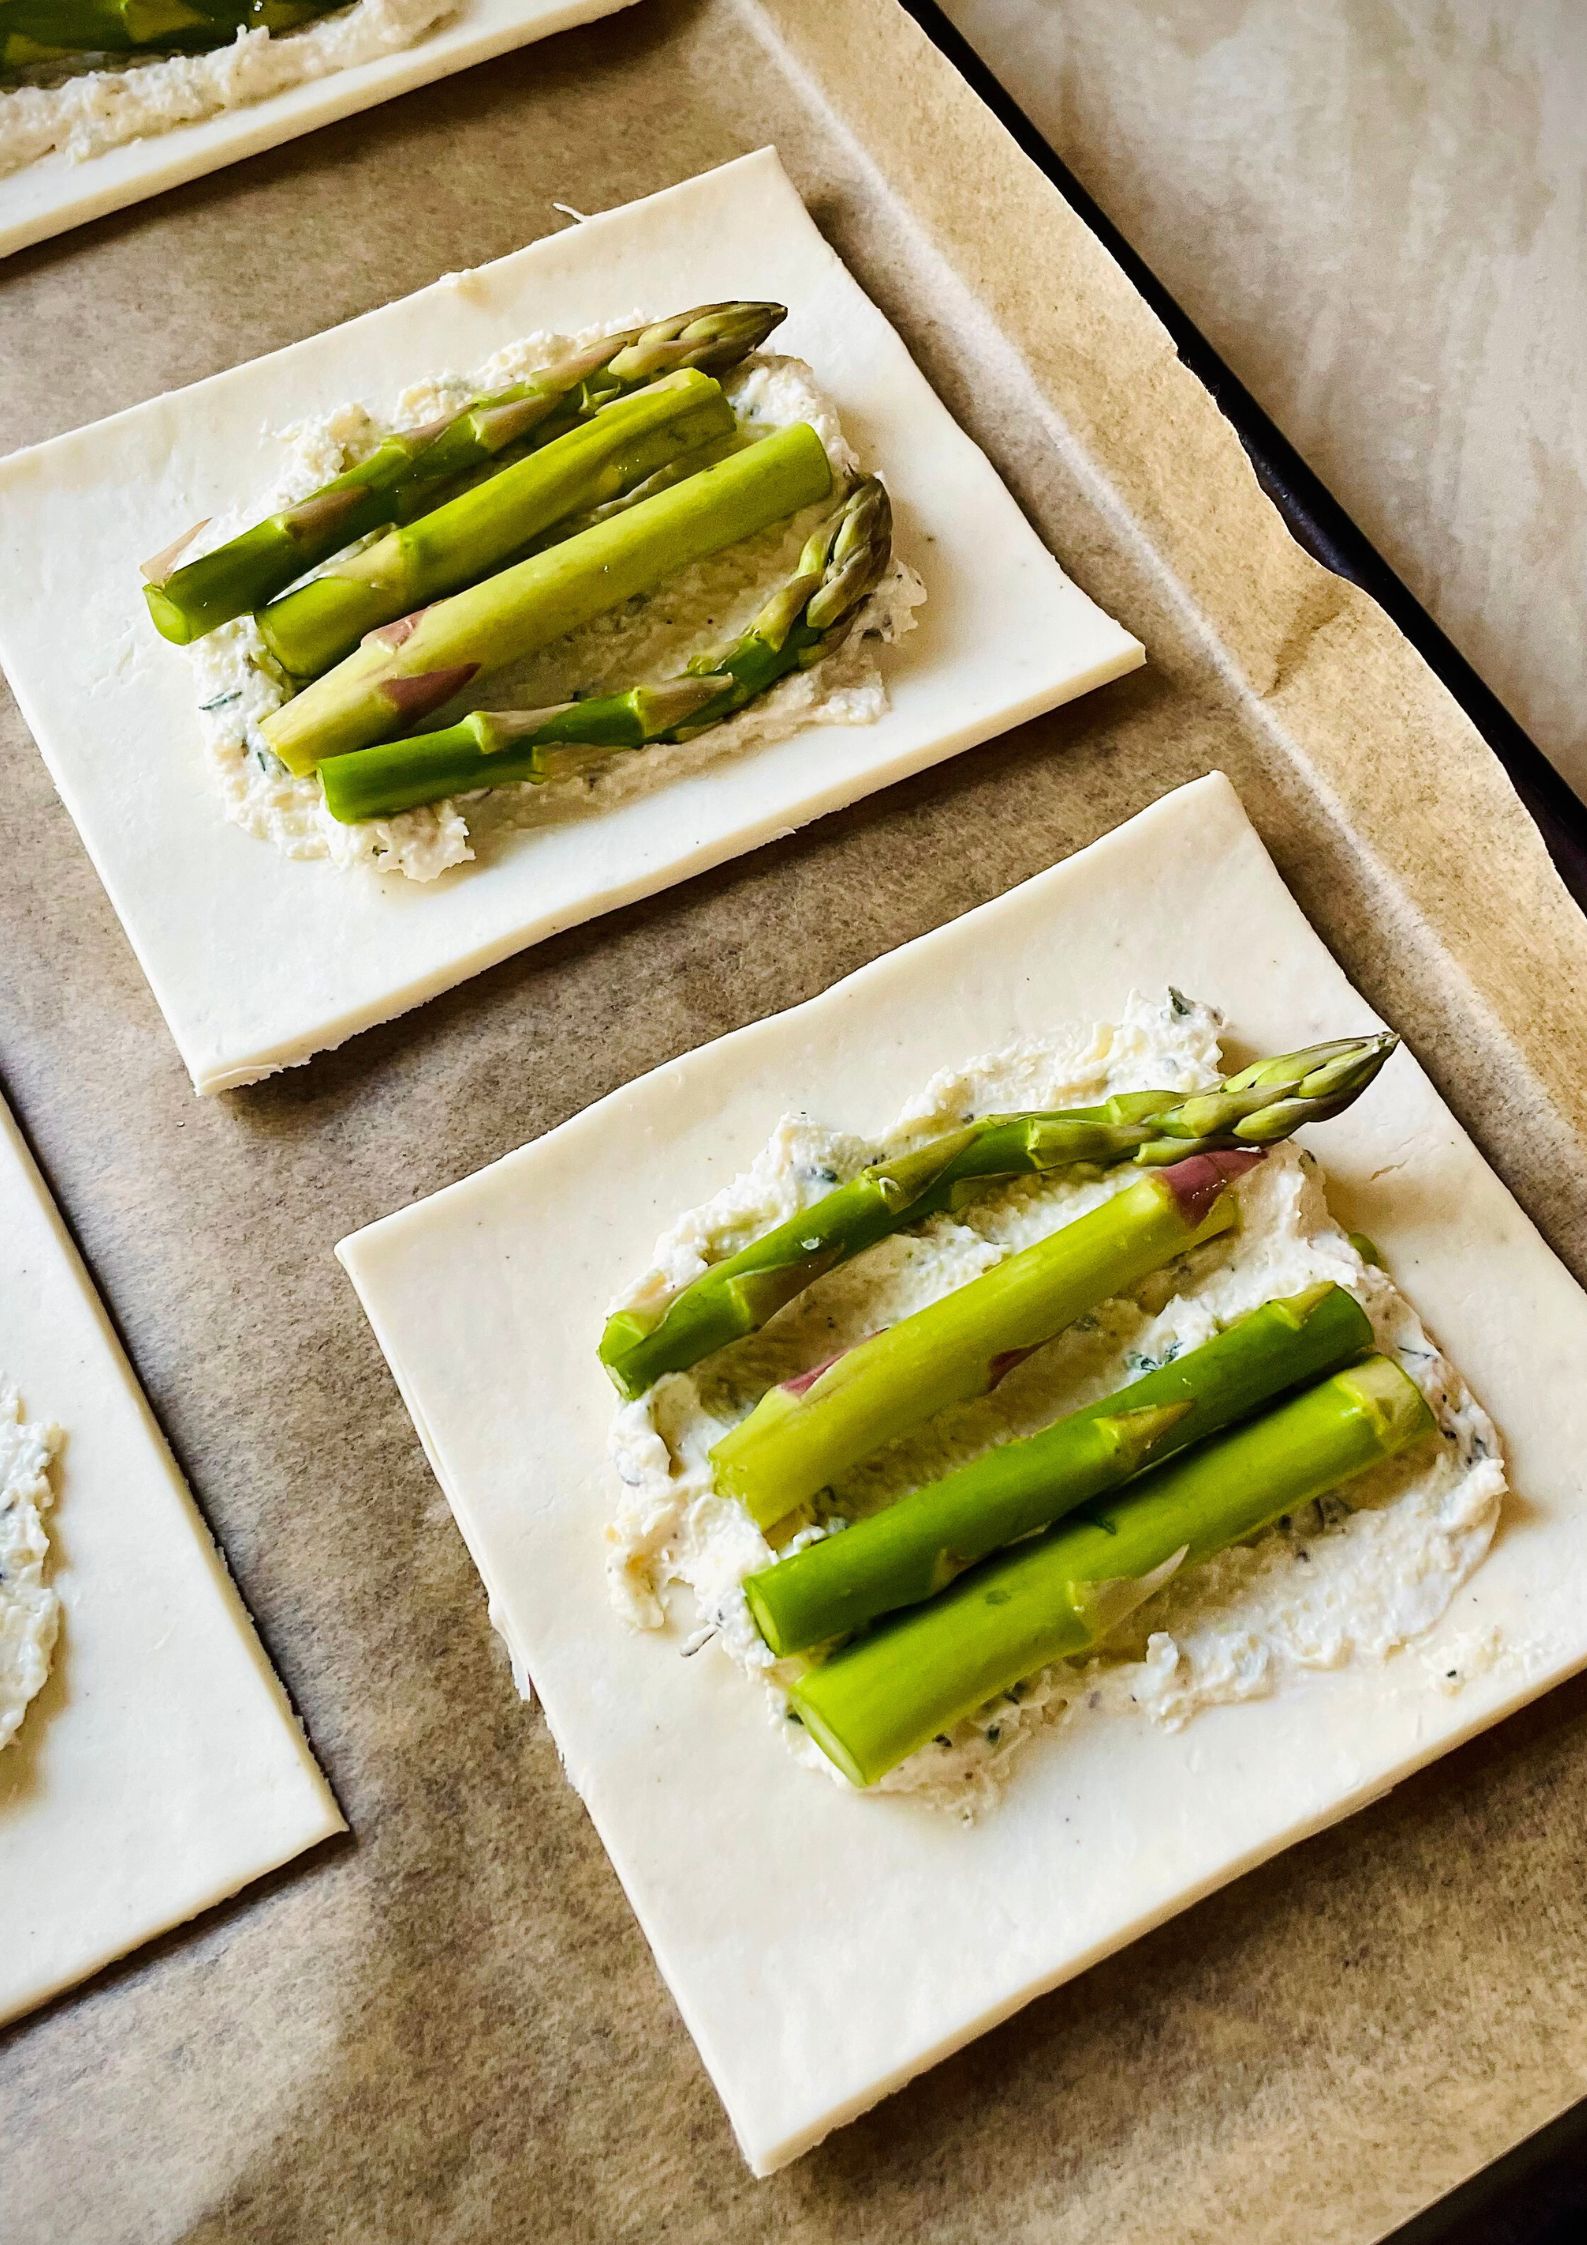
0, 0, 455, 179
604, 994, 1506, 1816
181, 338, 926, 881
0, 1383, 61, 1751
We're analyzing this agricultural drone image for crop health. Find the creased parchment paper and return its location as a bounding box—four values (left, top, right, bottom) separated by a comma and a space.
4, 0, 1587, 2239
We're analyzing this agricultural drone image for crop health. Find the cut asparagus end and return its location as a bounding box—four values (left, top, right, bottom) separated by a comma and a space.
141, 428, 450, 644
789, 1351, 1434, 1786
142, 520, 300, 645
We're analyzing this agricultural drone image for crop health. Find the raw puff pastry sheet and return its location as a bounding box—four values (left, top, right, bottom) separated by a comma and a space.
0, 0, 640, 261
338, 773, 1587, 2172
0, 1090, 341, 2027
0, 147, 1142, 1092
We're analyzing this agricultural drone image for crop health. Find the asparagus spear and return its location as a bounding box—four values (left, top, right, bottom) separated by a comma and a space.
256, 371, 737, 679
744, 1281, 1373, 1654
1, 0, 174, 54
408, 301, 782, 487
260, 421, 834, 774
711, 1149, 1261, 1531
599, 1032, 1398, 1400
317, 476, 894, 825
790, 1354, 1434, 1787
139, 301, 785, 643
517, 436, 744, 550
1, 0, 336, 69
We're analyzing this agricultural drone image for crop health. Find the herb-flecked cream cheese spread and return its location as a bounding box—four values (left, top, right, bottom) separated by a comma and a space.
0, 0, 454, 180
603, 994, 1506, 1817
0, 1383, 61, 1751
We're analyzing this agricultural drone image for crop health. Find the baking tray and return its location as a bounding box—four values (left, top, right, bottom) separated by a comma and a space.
6, 1, 1587, 2239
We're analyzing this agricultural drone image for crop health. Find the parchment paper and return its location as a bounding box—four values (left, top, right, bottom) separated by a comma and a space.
3, 1, 1586, 2239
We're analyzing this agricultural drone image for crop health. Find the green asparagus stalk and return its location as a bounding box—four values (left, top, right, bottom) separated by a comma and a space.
744, 1281, 1373, 1654
790, 1354, 1434, 1786
1, 0, 336, 69
256, 371, 737, 679
1, 0, 180, 53
139, 301, 785, 643
599, 1033, 1397, 1400
519, 435, 745, 549
260, 421, 834, 774
407, 301, 782, 488
711, 1149, 1261, 1531
317, 476, 894, 825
